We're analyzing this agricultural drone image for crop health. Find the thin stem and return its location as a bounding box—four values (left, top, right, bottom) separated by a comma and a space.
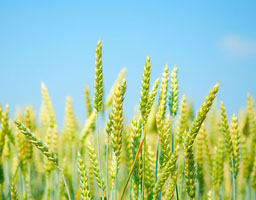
115, 163, 118, 200
171, 115, 179, 200
129, 178, 132, 200
171, 116, 175, 153
155, 137, 161, 200
180, 156, 185, 200
142, 123, 145, 200
4, 160, 10, 199
155, 137, 160, 183
45, 178, 48, 200
106, 143, 109, 200
231, 158, 236, 200
72, 145, 77, 195
61, 172, 71, 200
120, 132, 146, 200
96, 114, 105, 198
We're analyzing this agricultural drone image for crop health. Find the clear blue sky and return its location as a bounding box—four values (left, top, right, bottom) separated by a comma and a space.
0, 1, 255, 126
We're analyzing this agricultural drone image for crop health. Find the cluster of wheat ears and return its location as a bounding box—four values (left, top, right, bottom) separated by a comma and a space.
0, 41, 255, 200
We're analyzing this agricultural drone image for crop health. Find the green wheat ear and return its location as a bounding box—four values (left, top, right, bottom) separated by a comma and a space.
63, 96, 76, 143
169, 65, 178, 117
139, 56, 151, 123
184, 83, 219, 148
146, 78, 160, 116
84, 85, 93, 118
157, 64, 169, 120
15, 121, 59, 167
184, 83, 219, 198
94, 40, 104, 113
220, 101, 234, 156
110, 79, 126, 168
87, 141, 106, 193
152, 147, 178, 200
24, 107, 33, 162
231, 114, 240, 177
77, 152, 91, 200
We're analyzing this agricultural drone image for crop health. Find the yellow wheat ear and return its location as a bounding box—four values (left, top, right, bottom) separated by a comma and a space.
63, 96, 76, 143
41, 82, 56, 128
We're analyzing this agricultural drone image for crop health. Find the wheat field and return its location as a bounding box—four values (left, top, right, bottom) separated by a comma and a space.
0, 40, 255, 200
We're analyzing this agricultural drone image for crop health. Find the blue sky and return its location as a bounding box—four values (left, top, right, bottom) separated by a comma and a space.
0, 1, 255, 126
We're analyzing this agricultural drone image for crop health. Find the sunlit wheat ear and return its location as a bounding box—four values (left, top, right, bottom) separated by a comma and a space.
184, 83, 219, 148
3, 105, 13, 160
123, 129, 132, 169
45, 127, 54, 176
155, 64, 169, 162
27, 106, 36, 131
139, 56, 151, 123
152, 147, 178, 200
64, 96, 76, 143
110, 79, 126, 171
84, 85, 93, 118
220, 101, 234, 156
176, 94, 187, 145
157, 64, 169, 120
144, 145, 155, 194
242, 136, 250, 180
158, 114, 171, 168
77, 152, 91, 200
94, 40, 104, 113
196, 128, 204, 196
146, 78, 160, 116
169, 65, 178, 117
15, 121, 59, 167
231, 114, 240, 177
213, 132, 225, 191
87, 141, 106, 193
2, 105, 12, 140
24, 107, 33, 162
184, 131, 196, 199
41, 82, 56, 128
106, 68, 126, 109
106, 112, 113, 138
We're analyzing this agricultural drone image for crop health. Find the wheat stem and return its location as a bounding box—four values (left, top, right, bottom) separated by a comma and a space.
106, 144, 109, 200
232, 158, 236, 200
61, 172, 71, 200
